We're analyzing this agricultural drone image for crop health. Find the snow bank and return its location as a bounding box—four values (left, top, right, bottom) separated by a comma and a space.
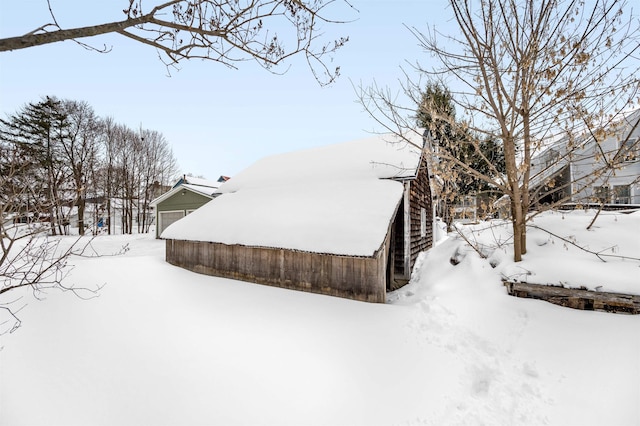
391, 234, 640, 425
2, 218, 639, 425
455, 209, 640, 295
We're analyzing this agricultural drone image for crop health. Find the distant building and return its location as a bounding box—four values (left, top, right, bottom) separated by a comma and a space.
530, 109, 640, 207
150, 175, 222, 238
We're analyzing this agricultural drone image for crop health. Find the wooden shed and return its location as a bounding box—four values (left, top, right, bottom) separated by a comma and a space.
150, 176, 221, 238
162, 132, 433, 303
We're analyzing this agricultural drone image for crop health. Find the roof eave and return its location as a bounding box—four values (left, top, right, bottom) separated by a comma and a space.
150, 185, 215, 207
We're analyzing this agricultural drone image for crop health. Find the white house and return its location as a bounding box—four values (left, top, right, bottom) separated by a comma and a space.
530, 109, 640, 207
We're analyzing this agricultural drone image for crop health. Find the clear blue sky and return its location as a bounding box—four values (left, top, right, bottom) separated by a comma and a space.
0, 0, 454, 178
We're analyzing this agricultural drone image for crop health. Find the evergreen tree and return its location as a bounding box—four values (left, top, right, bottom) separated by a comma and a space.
417, 82, 506, 221
0, 96, 71, 234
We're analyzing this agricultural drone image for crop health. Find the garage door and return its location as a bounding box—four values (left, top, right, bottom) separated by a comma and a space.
158, 210, 185, 237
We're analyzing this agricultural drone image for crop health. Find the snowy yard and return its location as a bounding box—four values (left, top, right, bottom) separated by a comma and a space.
1, 210, 639, 425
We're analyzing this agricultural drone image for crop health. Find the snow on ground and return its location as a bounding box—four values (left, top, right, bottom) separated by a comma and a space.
454, 209, 640, 294
1, 210, 639, 425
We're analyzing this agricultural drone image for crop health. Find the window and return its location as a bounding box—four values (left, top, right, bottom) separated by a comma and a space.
420, 208, 427, 238
594, 186, 610, 203
613, 185, 630, 204
620, 137, 638, 162
545, 149, 560, 168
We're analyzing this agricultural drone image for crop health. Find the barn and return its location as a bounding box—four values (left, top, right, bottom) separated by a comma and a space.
162, 131, 433, 303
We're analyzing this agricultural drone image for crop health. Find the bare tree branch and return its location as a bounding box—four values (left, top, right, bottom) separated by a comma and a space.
528, 223, 640, 262
360, 0, 640, 262
0, 0, 353, 85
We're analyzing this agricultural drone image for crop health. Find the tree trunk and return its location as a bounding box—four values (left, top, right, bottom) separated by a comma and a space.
106, 198, 112, 235
77, 198, 85, 236
520, 110, 532, 256
49, 204, 57, 236
510, 196, 524, 262
520, 203, 528, 254
504, 132, 524, 262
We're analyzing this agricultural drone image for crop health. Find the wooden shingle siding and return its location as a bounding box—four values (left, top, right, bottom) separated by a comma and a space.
166, 239, 388, 303
389, 153, 433, 284
407, 156, 433, 268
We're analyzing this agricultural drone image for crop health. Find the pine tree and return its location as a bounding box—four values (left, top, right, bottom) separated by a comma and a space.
417, 82, 506, 222
0, 96, 71, 235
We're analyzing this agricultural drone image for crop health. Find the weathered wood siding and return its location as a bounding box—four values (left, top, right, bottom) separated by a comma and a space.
406, 155, 433, 275
390, 153, 433, 282
505, 281, 640, 314
166, 240, 388, 303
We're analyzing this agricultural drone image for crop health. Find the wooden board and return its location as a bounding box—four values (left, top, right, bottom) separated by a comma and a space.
504, 281, 640, 314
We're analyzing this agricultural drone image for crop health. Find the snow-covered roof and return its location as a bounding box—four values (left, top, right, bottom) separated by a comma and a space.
533, 107, 640, 160
179, 176, 221, 189
181, 183, 218, 197
150, 182, 218, 207
161, 131, 426, 256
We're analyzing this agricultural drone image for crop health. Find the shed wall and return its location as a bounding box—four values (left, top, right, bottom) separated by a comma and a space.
408, 155, 433, 268
166, 240, 388, 303
386, 153, 434, 284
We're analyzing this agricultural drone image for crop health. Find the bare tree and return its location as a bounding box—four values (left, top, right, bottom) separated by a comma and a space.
115, 127, 139, 235
360, 0, 640, 262
94, 122, 178, 235
60, 100, 103, 236
99, 118, 126, 235
136, 129, 179, 233
0, 100, 177, 332
0, 0, 352, 84
0, 134, 105, 334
